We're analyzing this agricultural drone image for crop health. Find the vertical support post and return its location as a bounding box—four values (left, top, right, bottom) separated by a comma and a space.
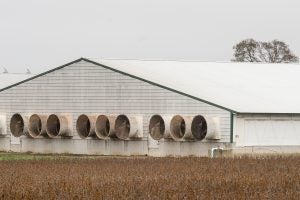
230, 112, 234, 143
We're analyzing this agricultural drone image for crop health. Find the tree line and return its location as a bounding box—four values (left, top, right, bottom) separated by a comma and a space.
232, 39, 299, 63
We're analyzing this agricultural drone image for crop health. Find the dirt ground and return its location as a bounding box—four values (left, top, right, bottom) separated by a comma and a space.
0, 154, 299, 199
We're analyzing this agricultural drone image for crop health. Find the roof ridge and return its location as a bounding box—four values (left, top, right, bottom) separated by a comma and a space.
88, 58, 300, 65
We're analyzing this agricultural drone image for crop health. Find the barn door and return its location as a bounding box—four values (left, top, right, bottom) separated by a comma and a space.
242, 119, 300, 146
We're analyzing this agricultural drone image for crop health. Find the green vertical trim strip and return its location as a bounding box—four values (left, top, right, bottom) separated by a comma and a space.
230, 112, 233, 143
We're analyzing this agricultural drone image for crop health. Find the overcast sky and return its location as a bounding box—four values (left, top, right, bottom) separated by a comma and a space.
0, 0, 299, 73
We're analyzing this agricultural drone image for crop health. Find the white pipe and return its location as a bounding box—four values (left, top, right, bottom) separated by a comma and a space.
210, 147, 224, 158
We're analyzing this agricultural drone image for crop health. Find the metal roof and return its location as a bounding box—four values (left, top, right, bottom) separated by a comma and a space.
1, 58, 300, 114
91, 59, 300, 114
0, 73, 33, 90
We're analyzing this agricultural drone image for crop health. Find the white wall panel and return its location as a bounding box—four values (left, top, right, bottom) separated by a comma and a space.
235, 115, 300, 146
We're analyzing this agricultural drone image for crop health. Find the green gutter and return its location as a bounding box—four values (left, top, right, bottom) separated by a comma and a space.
230, 112, 234, 143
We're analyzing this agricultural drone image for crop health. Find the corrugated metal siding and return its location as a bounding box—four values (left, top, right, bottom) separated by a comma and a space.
0, 60, 231, 142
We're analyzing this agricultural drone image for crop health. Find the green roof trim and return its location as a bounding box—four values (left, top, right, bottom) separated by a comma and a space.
230, 112, 234, 143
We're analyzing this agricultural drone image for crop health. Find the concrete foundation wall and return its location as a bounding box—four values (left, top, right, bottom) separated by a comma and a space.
232, 146, 300, 155
148, 140, 230, 157
20, 138, 149, 156
0, 136, 229, 157
2, 136, 300, 157
0, 136, 10, 152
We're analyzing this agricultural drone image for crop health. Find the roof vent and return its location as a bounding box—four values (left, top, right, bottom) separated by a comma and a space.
2, 68, 8, 74
26, 69, 31, 74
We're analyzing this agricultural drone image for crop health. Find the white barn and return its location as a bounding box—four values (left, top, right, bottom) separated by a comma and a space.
0, 58, 300, 156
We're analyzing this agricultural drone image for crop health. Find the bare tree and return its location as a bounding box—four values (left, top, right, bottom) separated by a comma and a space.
232, 39, 299, 63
